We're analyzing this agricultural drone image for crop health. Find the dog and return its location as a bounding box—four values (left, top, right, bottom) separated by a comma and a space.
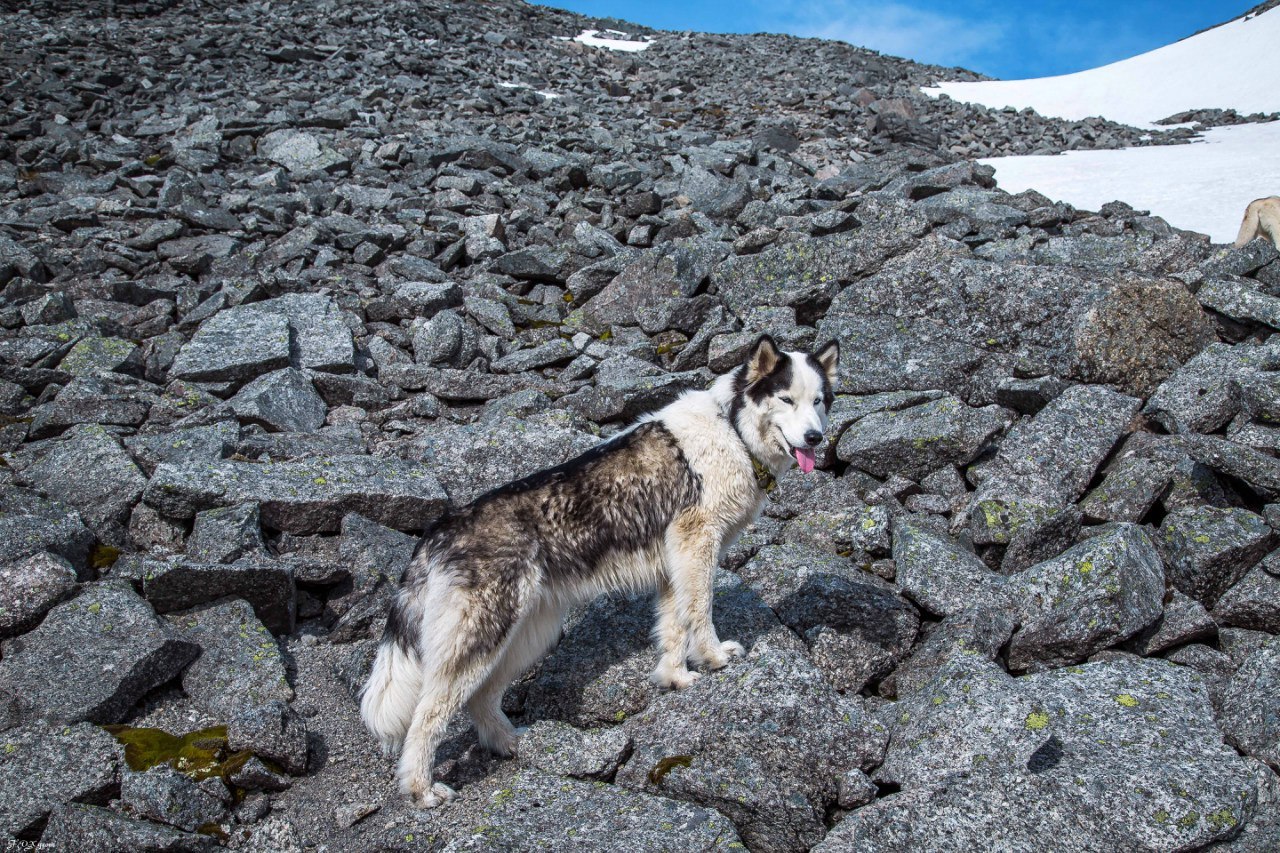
360, 334, 839, 807
1234, 196, 1280, 251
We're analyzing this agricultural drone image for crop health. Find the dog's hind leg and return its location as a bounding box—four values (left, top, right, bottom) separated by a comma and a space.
467, 594, 563, 757
397, 586, 526, 808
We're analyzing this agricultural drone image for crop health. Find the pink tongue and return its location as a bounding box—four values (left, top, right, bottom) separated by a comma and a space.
794, 447, 816, 474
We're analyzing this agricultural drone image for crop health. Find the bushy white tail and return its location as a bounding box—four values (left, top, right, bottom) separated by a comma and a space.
1235, 202, 1261, 248
360, 639, 422, 755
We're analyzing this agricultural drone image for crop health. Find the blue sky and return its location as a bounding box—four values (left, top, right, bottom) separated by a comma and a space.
541, 1, 1261, 80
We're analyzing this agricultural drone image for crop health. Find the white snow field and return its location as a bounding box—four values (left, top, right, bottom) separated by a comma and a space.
571, 29, 653, 52
923, 6, 1280, 243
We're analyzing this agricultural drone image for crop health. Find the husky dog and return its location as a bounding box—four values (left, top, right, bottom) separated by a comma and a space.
1234, 196, 1280, 251
360, 335, 839, 806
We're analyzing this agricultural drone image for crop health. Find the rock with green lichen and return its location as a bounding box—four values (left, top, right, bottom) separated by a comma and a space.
739, 544, 920, 693
1129, 588, 1217, 656
516, 720, 632, 780
1220, 637, 1280, 772
1078, 432, 1180, 523
836, 657, 1257, 852
0, 551, 78, 637
185, 502, 269, 564
165, 598, 294, 718
227, 700, 309, 775
1006, 523, 1165, 672
968, 385, 1141, 545
55, 335, 141, 378
142, 454, 447, 534
1157, 505, 1274, 607
615, 642, 887, 853
0, 582, 198, 725
5, 422, 147, 546
39, 802, 219, 852
0, 723, 121, 838
27, 372, 158, 440
886, 605, 1016, 698
1213, 758, 1280, 853
892, 518, 1012, 617
836, 394, 1012, 481
442, 768, 740, 852
124, 420, 237, 478
406, 415, 599, 506
1174, 433, 1280, 501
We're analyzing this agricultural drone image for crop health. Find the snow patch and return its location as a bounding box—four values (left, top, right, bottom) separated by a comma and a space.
924, 8, 1280, 129
571, 29, 653, 52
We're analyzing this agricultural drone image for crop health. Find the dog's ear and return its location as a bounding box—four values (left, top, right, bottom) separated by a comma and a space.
813, 339, 839, 382
745, 334, 781, 383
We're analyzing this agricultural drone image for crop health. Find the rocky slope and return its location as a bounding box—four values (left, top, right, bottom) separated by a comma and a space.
1, 0, 1278, 850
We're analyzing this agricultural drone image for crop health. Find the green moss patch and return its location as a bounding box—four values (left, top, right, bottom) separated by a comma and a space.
101, 724, 254, 782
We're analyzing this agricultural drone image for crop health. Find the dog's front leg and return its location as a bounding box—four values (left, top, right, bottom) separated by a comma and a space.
666, 512, 744, 675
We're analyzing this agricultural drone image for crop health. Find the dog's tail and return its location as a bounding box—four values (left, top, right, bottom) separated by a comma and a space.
1235, 200, 1261, 248
360, 632, 422, 756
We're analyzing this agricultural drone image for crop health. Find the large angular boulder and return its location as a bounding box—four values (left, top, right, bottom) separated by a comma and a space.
969, 385, 1139, 544
1157, 506, 1274, 607
0, 723, 121, 839
1006, 523, 1165, 672
615, 643, 888, 853
1220, 637, 1280, 771
0, 583, 198, 724
143, 454, 448, 533
169, 306, 291, 384
835, 395, 1010, 480
819, 657, 1257, 852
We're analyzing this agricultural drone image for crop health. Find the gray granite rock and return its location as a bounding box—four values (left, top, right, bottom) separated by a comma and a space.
120, 764, 228, 832
0, 583, 197, 724
229, 368, 328, 433
443, 768, 741, 852
826, 657, 1257, 852
185, 502, 268, 564
1157, 506, 1274, 607
1007, 523, 1165, 672
259, 129, 347, 174
143, 454, 447, 534
738, 544, 920, 692
0, 551, 77, 637
516, 720, 632, 781
969, 385, 1140, 544
125, 420, 238, 477
0, 723, 121, 838
169, 307, 291, 384
7, 423, 147, 545
1144, 342, 1280, 435
887, 605, 1017, 698
141, 556, 295, 634
1214, 759, 1280, 852
40, 803, 219, 852
892, 518, 1012, 617
1215, 560, 1280, 633
616, 642, 887, 853
1198, 278, 1280, 329
166, 598, 293, 718
0, 491, 95, 577
1129, 588, 1218, 655
252, 293, 356, 374
836, 395, 1010, 480
408, 415, 598, 506
1220, 637, 1280, 771
226, 699, 309, 775
1175, 433, 1280, 501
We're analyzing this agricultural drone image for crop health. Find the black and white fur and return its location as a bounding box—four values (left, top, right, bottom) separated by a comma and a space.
360, 335, 839, 806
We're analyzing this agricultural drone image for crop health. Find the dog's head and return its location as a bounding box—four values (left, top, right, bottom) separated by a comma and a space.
733, 335, 839, 473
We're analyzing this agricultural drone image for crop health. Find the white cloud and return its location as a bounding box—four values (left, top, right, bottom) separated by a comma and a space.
757, 1, 1007, 70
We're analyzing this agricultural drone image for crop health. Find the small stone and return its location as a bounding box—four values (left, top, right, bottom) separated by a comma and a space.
0, 551, 77, 637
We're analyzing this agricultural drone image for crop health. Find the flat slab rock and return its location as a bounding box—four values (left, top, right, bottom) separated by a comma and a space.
442, 768, 741, 852
143, 454, 447, 534
0, 582, 197, 725
0, 723, 121, 838
169, 306, 291, 384
818, 657, 1258, 852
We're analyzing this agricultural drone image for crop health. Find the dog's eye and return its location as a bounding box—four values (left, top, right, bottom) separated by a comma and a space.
813, 397, 822, 406
779, 396, 793, 405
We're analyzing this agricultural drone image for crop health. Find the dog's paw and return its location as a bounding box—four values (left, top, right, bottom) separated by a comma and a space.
651, 665, 701, 690
411, 781, 457, 809
483, 726, 529, 759
721, 640, 746, 659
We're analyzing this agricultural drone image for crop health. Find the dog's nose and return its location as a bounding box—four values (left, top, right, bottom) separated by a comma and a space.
803, 430, 823, 447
